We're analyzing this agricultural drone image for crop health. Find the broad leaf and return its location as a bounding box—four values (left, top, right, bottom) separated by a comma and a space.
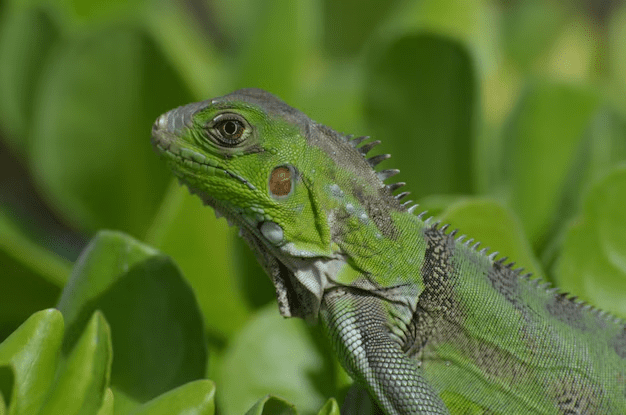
233, 0, 316, 102
499, 80, 600, 247
365, 34, 476, 198
129, 380, 215, 415
57, 231, 207, 410
0, 6, 58, 152
96, 389, 114, 415
0, 209, 68, 341
323, 0, 399, 57
146, 185, 250, 338
219, 305, 335, 415
554, 165, 626, 319
0, 309, 63, 415
317, 398, 340, 415
244, 396, 297, 415
500, 0, 569, 71
38, 311, 112, 415
29, 27, 192, 236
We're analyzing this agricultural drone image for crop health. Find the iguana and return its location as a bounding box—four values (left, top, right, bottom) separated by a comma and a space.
151, 88, 626, 414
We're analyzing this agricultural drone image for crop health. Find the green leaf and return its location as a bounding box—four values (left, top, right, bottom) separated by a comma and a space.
56, 231, 207, 408
95, 389, 114, 415
438, 198, 544, 279
540, 108, 626, 269
244, 396, 297, 415
129, 380, 215, 415
0, 5, 58, 152
233, 0, 316, 102
339, 384, 378, 415
365, 34, 476, 198
145, 184, 250, 338
38, 311, 112, 415
322, 0, 399, 56
56, 230, 157, 328
500, 0, 569, 71
29, 27, 192, 236
0, 366, 14, 413
232, 235, 276, 310
499, 80, 600, 247
0, 309, 64, 415
0, 209, 68, 340
219, 305, 334, 415
58, 0, 145, 26
144, 0, 224, 100
609, 4, 626, 104
554, 165, 626, 320
317, 398, 340, 415
378, 0, 498, 77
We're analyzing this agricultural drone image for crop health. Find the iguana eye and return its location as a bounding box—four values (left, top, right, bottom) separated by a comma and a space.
208, 114, 249, 146
216, 120, 244, 144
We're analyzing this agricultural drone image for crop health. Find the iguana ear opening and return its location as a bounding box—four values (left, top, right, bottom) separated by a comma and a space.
268, 164, 296, 199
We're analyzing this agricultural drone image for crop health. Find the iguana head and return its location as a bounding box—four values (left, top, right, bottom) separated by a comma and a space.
152, 88, 405, 320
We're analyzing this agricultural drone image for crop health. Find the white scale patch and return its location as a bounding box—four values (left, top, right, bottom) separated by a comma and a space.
329, 183, 344, 198
260, 221, 284, 245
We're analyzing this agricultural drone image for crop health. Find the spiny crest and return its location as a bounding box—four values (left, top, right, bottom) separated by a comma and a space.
425, 220, 626, 327
343, 134, 409, 200
341, 133, 626, 328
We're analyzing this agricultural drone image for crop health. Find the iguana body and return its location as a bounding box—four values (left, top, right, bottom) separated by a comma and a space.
151, 88, 626, 414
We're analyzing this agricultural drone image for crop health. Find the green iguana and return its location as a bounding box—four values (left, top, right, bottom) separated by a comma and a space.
151, 88, 626, 414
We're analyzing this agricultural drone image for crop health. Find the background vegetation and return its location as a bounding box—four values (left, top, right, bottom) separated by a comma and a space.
1, 0, 625, 414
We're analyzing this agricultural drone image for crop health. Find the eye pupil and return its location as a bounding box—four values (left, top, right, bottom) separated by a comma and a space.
224, 121, 238, 135
210, 116, 247, 146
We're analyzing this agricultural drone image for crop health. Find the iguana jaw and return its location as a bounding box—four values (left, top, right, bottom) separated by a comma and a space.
146, 141, 323, 320
151, 92, 355, 321
152, 124, 330, 319
187, 186, 331, 322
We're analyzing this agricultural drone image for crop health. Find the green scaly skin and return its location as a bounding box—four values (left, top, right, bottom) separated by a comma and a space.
152, 88, 626, 414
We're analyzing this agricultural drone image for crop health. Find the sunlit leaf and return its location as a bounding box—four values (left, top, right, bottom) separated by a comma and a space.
608, 3, 626, 104
38, 311, 112, 415
219, 305, 334, 415
317, 398, 340, 415
96, 389, 114, 415
540, 108, 626, 269
130, 380, 215, 415
0, 309, 63, 415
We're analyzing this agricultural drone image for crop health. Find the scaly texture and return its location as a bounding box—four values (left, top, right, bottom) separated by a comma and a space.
152, 88, 626, 414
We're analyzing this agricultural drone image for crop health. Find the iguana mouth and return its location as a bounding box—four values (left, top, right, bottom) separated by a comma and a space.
151, 130, 256, 191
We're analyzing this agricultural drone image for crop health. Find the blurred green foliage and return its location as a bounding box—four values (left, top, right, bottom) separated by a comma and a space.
1, 0, 626, 414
